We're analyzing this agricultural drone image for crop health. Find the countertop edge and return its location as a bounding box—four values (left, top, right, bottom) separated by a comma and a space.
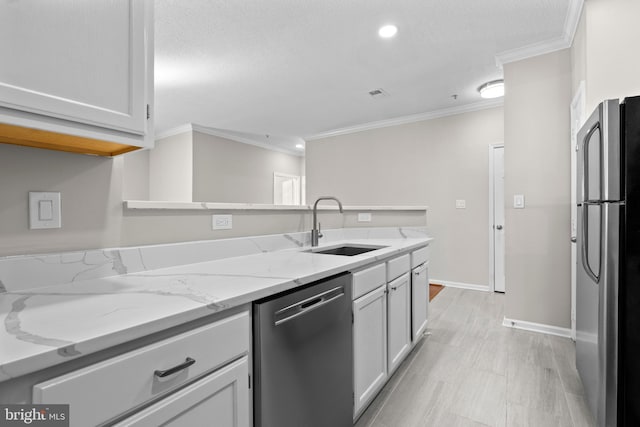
0, 238, 432, 383
124, 200, 429, 211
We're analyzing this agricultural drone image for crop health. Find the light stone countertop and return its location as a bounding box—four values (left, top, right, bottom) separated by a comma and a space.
0, 237, 431, 383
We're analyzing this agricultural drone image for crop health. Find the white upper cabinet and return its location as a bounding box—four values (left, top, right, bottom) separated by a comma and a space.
0, 0, 153, 153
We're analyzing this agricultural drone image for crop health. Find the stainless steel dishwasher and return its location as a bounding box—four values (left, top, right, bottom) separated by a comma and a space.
253, 272, 353, 427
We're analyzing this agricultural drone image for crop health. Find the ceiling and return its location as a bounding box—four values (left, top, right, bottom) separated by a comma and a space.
154, 0, 578, 153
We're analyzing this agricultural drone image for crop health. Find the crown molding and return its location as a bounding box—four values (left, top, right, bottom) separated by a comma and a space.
564, 0, 585, 45
154, 124, 193, 140
495, 36, 571, 68
190, 124, 304, 157
495, 0, 584, 67
154, 124, 304, 157
305, 98, 504, 141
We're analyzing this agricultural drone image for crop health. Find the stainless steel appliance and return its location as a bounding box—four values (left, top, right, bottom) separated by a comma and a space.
576, 95, 640, 426
253, 273, 353, 427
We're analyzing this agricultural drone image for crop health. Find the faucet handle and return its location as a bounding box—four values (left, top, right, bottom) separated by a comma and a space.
318, 222, 323, 239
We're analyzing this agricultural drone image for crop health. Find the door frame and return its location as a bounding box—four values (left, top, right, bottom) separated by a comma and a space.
273, 172, 301, 205
488, 143, 505, 293
570, 80, 586, 340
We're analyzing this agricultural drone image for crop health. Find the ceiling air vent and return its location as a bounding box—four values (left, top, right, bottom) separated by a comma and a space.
368, 88, 390, 99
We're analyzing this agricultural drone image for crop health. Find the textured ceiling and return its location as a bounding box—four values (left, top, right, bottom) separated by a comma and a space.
155, 0, 572, 151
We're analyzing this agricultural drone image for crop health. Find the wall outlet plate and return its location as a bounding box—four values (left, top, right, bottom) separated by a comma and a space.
514, 194, 525, 209
357, 212, 372, 222
29, 192, 61, 229
455, 199, 466, 209
212, 214, 232, 230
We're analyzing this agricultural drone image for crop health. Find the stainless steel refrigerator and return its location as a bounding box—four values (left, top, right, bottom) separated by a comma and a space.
576, 95, 640, 427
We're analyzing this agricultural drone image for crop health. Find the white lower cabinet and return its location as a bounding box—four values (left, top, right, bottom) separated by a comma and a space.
353, 284, 388, 419
411, 262, 429, 341
352, 248, 429, 420
114, 356, 249, 427
387, 272, 412, 375
33, 310, 251, 427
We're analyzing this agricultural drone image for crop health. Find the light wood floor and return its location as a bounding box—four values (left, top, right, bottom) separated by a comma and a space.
355, 287, 597, 427
429, 283, 445, 301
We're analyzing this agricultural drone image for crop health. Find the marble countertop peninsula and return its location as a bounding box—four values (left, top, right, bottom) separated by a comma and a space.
0, 228, 431, 383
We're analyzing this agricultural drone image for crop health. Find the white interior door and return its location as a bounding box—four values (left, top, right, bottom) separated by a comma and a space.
273, 172, 301, 205
570, 81, 586, 341
490, 145, 505, 293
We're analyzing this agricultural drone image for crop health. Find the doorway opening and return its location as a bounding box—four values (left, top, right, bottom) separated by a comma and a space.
273, 172, 301, 205
489, 144, 505, 293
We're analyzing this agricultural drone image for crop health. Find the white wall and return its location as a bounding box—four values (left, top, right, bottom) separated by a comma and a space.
149, 131, 193, 201
504, 49, 572, 328
0, 142, 422, 256
0, 144, 123, 256
122, 148, 150, 200
571, 8, 586, 95
306, 107, 504, 285
584, 0, 640, 111
121, 210, 425, 246
192, 131, 302, 203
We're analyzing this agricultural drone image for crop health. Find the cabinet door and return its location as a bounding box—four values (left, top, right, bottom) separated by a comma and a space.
387, 273, 411, 375
33, 311, 250, 427
353, 285, 387, 419
114, 356, 250, 427
0, 0, 151, 135
411, 263, 429, 342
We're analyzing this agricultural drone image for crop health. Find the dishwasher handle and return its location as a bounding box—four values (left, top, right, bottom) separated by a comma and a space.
274, 286, 345, 326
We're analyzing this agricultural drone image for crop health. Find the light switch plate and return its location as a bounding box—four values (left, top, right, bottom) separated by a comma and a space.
514, 194, 525, 209
29, 192, 61, 229
455, 199, 466, 209
357, 213, 372, 222
212, 214, 232, 230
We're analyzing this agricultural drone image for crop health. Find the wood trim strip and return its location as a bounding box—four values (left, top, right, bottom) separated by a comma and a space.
0, 123, 140, 156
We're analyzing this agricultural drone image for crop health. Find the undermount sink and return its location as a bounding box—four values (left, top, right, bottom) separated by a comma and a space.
309, 245, 387, 256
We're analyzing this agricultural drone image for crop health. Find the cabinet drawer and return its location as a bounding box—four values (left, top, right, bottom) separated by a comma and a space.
114, 356, 250, 427
352, 263, 386, 300
411, 246, 429, 269
387, 254, 410, 282
33, 310, 250, 427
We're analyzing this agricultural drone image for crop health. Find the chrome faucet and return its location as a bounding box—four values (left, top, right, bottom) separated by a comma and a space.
311, 196, 343, 246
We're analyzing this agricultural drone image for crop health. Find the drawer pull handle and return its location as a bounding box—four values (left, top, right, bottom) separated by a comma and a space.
154, 357, 196, 378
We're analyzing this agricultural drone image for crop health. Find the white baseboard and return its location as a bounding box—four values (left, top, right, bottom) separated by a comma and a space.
430, 279, 489, 292
502, 317, 572, 338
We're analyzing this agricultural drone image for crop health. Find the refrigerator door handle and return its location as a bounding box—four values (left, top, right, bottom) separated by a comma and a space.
581, 204, 600, 283
582, 122, 601, 202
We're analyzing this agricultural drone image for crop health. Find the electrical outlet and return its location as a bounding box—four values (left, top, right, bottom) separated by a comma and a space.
212, 214, 232, 230
455, 199, 466, 209
357, 213, 372, 222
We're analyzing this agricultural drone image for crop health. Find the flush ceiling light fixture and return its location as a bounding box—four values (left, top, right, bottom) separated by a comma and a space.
478, 79, 505, 99
295, 143, 304, 149
378, 24, 398, 38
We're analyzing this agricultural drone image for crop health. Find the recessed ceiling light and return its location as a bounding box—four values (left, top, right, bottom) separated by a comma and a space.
295, 143, 304, 149
378, 25, 398, 39
478, 80, 505, 99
